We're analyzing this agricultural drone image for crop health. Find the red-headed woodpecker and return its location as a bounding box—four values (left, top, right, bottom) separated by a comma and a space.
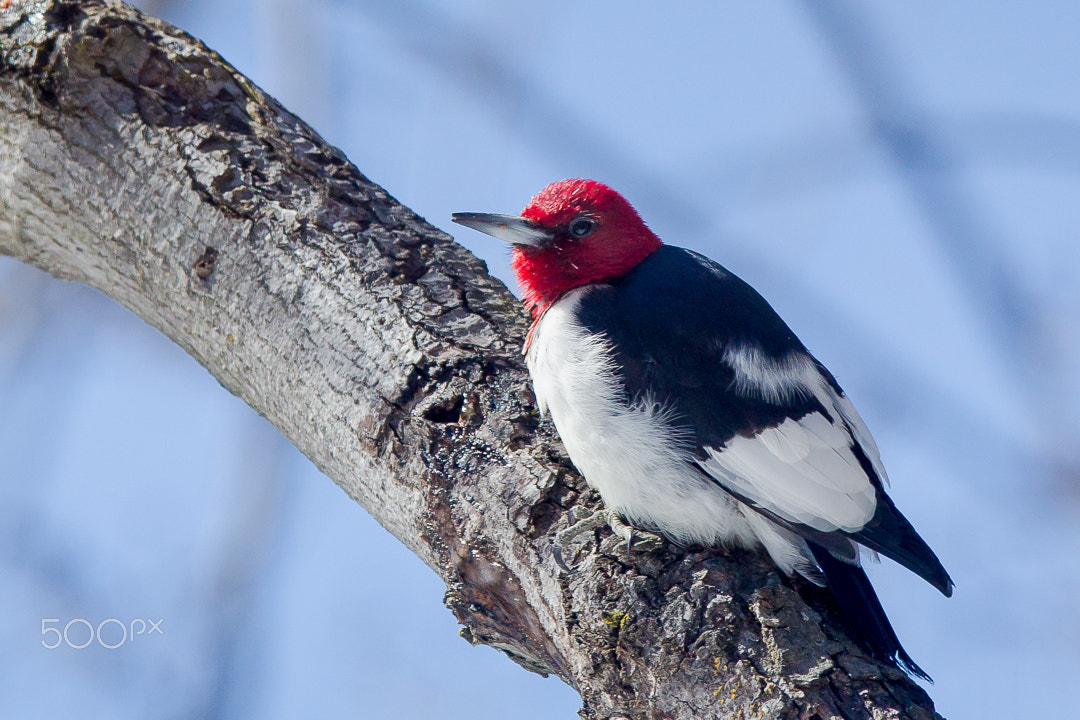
452, 179, 953, 680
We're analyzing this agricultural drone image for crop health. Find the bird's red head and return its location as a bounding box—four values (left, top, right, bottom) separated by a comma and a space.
509, 179, 662, 316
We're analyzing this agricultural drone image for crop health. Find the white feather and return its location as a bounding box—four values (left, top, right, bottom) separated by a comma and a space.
739, 508, 831, 585
827, 388, 891, 487
699, 412, 877, 533
723, 343, 818, 404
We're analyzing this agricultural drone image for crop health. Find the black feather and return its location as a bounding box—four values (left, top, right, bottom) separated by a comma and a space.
847, 489, 955, 597
808, 544, 932, 681
576, 246, 822, 451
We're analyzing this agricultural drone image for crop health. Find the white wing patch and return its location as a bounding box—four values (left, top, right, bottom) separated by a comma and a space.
829, 389, 890, 487
703, 344, 885, 534
723, 343, 817, 404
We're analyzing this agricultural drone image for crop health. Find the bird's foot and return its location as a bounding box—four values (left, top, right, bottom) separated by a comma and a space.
602, 511, 664, 563
552, 507, 663, 571
552, 507, 609, 572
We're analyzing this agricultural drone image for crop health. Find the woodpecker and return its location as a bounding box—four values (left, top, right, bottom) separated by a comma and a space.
452, 179, 952, 680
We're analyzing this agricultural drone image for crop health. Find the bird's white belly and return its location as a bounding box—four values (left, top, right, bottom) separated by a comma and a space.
526, 289, 757, 547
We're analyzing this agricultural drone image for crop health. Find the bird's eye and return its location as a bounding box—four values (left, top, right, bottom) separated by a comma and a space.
568, 217, 595, 238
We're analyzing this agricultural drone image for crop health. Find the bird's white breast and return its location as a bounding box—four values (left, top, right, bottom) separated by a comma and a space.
525, 288, 758, 548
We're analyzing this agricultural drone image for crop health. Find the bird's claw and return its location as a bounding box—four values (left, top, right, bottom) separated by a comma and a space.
552, 543, 576, 574
552, 507, 662, 571
603, 511, 663, 562
552, 507, 608, 571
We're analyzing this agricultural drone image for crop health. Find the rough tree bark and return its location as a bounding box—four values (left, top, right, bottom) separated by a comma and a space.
0, 2, 944, 718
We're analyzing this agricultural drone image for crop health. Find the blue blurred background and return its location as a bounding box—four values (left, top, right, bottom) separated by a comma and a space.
2, 1, 1078, 717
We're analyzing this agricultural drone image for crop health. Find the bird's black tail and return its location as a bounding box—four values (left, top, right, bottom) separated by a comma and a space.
808, 543, 931, 682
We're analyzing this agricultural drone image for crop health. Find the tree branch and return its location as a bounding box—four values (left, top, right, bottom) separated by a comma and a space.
0, 1, 943, 717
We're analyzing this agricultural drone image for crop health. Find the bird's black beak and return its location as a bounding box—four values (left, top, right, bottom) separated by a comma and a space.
451, 212, 554, 248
